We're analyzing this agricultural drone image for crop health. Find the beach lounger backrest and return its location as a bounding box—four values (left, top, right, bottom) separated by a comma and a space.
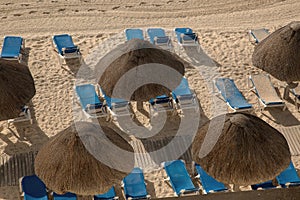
75, 84, 103, 111
53, 192, 77, 200
125, 29, 144, 40
123, 167, 149, 199
1, 36, 23, 59
164, 160, 198, 196
21, 175, 48, 200
53, 34, 78, 55
276, 162, 300, 187
215, 78, 252, 110
249, 29, 270, 43
194, 164, 227, 194
94, 187, 118, 200
251, 180, 276, 190
172, 77, 193, 98
147, 28, 167, 43
250, 74, 283, 105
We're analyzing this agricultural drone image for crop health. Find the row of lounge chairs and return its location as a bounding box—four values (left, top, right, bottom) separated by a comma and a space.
124, 27, 199, 50
75, 77, 197, 120
20, 160, 300, 200
214, 74, 286, 112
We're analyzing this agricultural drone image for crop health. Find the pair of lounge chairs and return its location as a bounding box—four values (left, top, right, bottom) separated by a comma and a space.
125, 27, 199, 49
162, 160, 227, 196
0, 36, 24, 62
20, 175, 119, 200
75, 84, 132, 120
214, 74, 285, 112
149, 77, 197, 114
125, 28, 172, 51
52, 34, 81, 65
20, 175, 77, 200
249, 28, 270, 44
251, 161, 300, 190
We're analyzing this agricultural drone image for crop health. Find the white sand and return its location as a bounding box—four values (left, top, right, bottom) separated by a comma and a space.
0, 0, 300, 199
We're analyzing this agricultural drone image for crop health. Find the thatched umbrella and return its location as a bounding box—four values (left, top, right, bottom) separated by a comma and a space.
96, 39, 185, 101
0, 59, 35, 120
35, 122, 134, 195
252, 21, 300, 86
192, 113, 291, 185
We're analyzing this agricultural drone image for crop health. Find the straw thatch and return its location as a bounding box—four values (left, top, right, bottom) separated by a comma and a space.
252, 21, 300, 84
97, 39, 185, 101
34, 122, 134, 195
0, 59, 35, 120
191, 113, 291, 185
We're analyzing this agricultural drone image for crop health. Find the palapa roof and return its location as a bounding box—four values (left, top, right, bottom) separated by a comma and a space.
34, 122, 134, 195
96, 39, 185, 101
0, 59, 35, 120
192, 113, 291, 185
252, 21, 300, 83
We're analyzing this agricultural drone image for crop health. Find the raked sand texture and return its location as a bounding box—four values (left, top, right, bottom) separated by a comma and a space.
1, 0, 300, 199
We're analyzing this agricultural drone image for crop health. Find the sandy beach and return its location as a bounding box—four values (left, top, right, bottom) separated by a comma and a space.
0, 0, 300, 199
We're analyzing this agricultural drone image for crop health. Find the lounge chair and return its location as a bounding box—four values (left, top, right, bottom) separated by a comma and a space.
1, 36, 24, 62
125, 29, 144, 41
20, 175, 48, 200
249, 74, 286, 111
149, 94, 173, 114
162, 160, 199, 196
97, 85, 132, 120
174, 28, 199, 47
249, 28, 270, 44
75, 84, 107, 119
53, 192, 77, 200
146, 28, 172, 50
94, 187, 119, 200
194, 163, 228, 194
276, 161, 300, 188
288, 85, 300, 110
214, 78, 253, 112
7, 105, 32, 127
172, 77, 197, 111
251, 180, 277, 190
52, 34, 81, 64
122, 167, 150, 200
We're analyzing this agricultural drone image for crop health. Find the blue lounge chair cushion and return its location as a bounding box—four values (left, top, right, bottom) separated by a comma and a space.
1, 36, 23, 58
195, 164, 227, 194
276, 162, 300, 188
94, 187, 116, 200
147, 28, 166, 44
125, 29, 144, 40
174, 28, 194, 44
215, 78, 252, 110
164, 160, 198, 196
123, 168, 148, 199
172, 78, 192, 99
182, 33, 198, 42
155, 36, 170, 45
75, 84, 103, 111
149, 95, 170, 105
21, 175, 48, 200
251, 180, 276, 190
53, 34, 78, 55
53, 192, 77, 200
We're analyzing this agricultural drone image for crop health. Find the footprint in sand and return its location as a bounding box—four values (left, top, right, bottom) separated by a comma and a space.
58, 8, 65, 12
43, 11, 50, 14
13, 13, 22, 16
167, 0, 173, 3
29, 10, 37, 14
74, 9, 79, 12
21, 4, 30, 6
88, 8, 95, 12
139, 2, 146, 5
1, 16, 7, 19
125, 5, 133, 8
112, 6, 120, 10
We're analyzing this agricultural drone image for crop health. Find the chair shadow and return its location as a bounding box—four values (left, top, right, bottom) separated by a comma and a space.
64, 57, 83, 75
22, 47, 31, 65
4, 100, 49, 155
145, 179, 156, 198
262, 108, 300, 127
183, 46, 221, 67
